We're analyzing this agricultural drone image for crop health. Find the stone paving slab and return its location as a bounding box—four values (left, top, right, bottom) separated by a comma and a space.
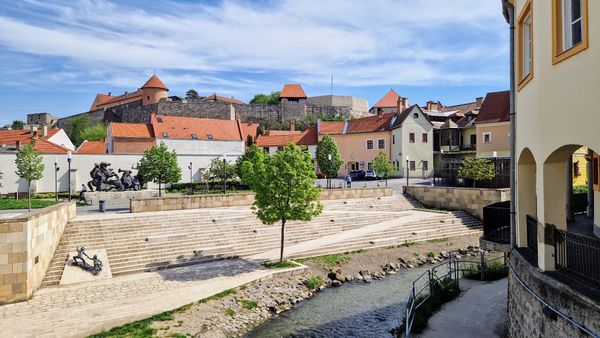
60, 249, 112, 286
0, 259, 299, 338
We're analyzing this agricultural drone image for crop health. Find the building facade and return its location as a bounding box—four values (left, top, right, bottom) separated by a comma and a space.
390, 105, 434, 178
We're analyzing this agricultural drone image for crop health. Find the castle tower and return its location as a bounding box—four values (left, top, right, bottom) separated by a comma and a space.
141, 75, 169, 105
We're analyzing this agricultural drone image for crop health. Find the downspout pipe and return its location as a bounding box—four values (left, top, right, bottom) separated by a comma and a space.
503, 0, 517, 249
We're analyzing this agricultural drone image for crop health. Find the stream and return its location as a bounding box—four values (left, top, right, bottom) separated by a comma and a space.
246, 267, 427, 338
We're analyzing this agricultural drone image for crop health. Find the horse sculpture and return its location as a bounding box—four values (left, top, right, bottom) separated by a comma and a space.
87, 163, 143, 192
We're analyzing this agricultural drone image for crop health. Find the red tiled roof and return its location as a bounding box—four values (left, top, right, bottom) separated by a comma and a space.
475, 91, 510, 124
256, 126, 317, 147
202, 93, 244, 105
280, 84, 307, 99
239, 122, 259, 142
141, 75, 169, 91
347, 113, 395, 133
0, 128, 60, 146
99, 90, 143, 106
110, 123, 154, 138
373, 89, 400, 108
319, 121, 345, 135
151, 114, 243, 141
94, 93, 113, 105
76, 140, 106, 154
33, 139, 70, 154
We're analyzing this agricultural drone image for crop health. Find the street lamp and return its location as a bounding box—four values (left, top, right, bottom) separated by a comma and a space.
492, 151, 498, 187
67, 151, 72, 201
406, 155, 410, 187
327, 154, 332, 189
222, 154, 227, 194
54, 159, 60, 202
187, 161, 193, 195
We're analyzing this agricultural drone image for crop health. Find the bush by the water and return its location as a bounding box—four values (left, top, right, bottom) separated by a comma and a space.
461, 261, 508, 281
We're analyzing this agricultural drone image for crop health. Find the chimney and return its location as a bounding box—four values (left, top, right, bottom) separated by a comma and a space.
426, 101, 433, 111
15, 140, 20, 150
396, 96, 403, 113
30, 125, 38, 134
108, 92, 112, 96
402, 98, 409, 110
290, 121, 295, 131
41, 125, 48, 137
476, 97, 484, 107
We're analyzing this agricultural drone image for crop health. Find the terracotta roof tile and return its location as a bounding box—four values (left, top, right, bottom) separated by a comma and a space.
0, 128, 61, 146
141, 75, 169, 90
319, 121, 345, 135
256, 126, 317, 147
280, 84, 307, 99
151, 114, 243, 141
33, 139, 70, 154
475, 91, 510, 124
347, 113, 395, 133
373, 89, 400, 108
240, 122, 259, 142
110, 123, 154, 138
201, 93, 244, 105
76, 140, 106, 154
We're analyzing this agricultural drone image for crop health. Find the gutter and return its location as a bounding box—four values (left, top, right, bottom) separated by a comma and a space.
503, 0, 517, 249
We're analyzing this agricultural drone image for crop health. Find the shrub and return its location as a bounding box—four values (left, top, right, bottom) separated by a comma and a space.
225, 307, 236, 317
239, 299, 259, 310
462, 261, 508, 281
306, 276, 324, 289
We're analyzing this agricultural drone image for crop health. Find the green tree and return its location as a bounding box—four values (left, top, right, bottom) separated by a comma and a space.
15, 142, 44, 211
315, 135, 343, 188
457, 157, 496, 187
186, 89, 200, 100
65, 115, 90, 146
371, 151, 396, 186
202, 157, 236, 183
137, 142, 182, 196
242, 143, 322, 262
250, 91, 280, 105
235, 144, 264, 185
11, 120, 25, 130
78, 124, 107, 142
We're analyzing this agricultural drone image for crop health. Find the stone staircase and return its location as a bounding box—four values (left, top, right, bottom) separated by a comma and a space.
41, 194, 481, 287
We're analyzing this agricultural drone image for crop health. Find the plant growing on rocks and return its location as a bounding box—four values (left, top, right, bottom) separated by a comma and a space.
315, 135, 343, 188
457, 157, 495, 187
241, 143, 323, 262
15, 141, 44, 211
306, 276, 324, 289
137, 142, 182, 196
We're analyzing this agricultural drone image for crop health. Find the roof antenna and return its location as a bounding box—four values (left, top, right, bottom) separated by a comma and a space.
331, 73, 334, 95
153, 68, 156, 75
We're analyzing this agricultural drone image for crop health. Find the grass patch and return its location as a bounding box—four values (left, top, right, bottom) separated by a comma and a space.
0, 198, 57, 210
225, 307, 236, 317
462, 262, 508, 281
239, 285, 247, 291
169, 334, 186, 338
88, 303, 191, 337
396, 277, 460, 335
399, 242, 418, 248
345, 249, 368, 254
306, 276, 324, 289
413, 253, 420, 257
199, 289, 236, 303
426, 251, 436, 258
310, 253, 350, 269
263, 260, 298, 269
239, 299, 259, 310
427, 237, 450, 243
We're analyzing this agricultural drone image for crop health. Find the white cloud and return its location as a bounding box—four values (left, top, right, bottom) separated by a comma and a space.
0, 0, 508, 89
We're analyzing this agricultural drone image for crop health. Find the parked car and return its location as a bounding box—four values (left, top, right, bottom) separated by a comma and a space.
349, 170, 366, 181
364, 170, 377, 180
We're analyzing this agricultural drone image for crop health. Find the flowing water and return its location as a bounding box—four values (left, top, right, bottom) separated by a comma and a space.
246, 267, 427, 338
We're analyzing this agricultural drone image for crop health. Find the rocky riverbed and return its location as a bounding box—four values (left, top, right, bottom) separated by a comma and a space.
152, 233, 485, 337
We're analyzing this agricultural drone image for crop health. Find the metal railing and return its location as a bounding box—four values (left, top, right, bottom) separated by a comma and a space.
401, 251, 507, 337
555, 229, 600, 287
482, 201, 511, 244
526, 215, 538, 254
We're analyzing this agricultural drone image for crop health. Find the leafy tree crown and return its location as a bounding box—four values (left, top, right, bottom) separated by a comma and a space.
371, 151, 395, 178
15, 142, 44, 182
203, 157, 236, 182
137, 142, 182, 185
316, 135, 343, 178
457, 158, 496, 183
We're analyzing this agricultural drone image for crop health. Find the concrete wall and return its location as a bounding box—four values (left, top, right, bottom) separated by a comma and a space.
508, 251, 600, 337
476, 121, 510, 158
161, 139, 244, 156
130, 188, 393, 213
0, 202, 76, 303
0, 153, 241, 194
404, 185, 510, 218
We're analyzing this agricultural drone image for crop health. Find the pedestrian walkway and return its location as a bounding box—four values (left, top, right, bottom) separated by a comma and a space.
417, 278, 508, 338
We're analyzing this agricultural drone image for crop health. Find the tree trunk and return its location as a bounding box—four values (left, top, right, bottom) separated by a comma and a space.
159, 181, 162, 197
279, 219, 286, 263
28, 181, 32, 211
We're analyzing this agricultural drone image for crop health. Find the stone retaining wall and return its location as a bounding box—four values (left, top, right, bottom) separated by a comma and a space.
508, 251, 600, 337
404, 186, 509, 218
130, 188, 394, 213
84, 190, 160, 204
0, 202, 76, 303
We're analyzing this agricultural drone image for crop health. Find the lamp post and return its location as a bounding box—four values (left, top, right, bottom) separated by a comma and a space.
54, 159, 60, 202
492, 151, 498, 187
406, 155, 410, 187
67, 151, 72, 201
222, 155, 227, 194
327, 154, 332, 189
187, 162, 193, 195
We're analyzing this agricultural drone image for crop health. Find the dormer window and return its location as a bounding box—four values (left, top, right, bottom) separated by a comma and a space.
207, 135, 213, 140
162, 132, 169, 138
191, 134, 198, 139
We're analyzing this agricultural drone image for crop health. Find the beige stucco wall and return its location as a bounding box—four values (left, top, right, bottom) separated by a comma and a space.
325, 132, 391, 175
404, 185, 510, 219
476, 122, 510, 158
462, 126, 477, 146
0, 202, 76, 303
513, 0, 600, 260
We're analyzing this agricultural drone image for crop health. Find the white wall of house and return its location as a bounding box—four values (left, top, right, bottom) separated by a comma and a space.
160, 139, 244, 156
0, 153, 240, 194
47, 129, 75, 151
391, 111, 434, 177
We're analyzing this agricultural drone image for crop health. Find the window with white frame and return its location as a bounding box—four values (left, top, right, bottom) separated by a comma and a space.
378, 139, 385, 149
562, 0, 583, 50
552, 0, 588, 63
522, 12, 532, 78
366, 139, 374, 150
483, 132, 492, 143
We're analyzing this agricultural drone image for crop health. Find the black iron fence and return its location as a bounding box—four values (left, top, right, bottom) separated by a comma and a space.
526, 215, 538, 254
482, 201, 510, 244
555, 229, 600, 287
433, 165, 510, 189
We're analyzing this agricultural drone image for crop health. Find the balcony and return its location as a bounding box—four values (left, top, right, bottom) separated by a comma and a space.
439, 144, 476, 153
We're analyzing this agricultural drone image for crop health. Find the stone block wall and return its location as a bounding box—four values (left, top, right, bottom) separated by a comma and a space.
508, 251, 600, 337
0, 202, 76, 303
404, 186, 510, 218
130, 188, 394, 213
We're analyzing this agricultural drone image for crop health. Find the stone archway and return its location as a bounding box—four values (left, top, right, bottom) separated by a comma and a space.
517, 148, 536, 248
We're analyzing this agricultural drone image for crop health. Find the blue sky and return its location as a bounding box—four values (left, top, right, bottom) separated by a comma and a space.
0, 0, 509, 125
